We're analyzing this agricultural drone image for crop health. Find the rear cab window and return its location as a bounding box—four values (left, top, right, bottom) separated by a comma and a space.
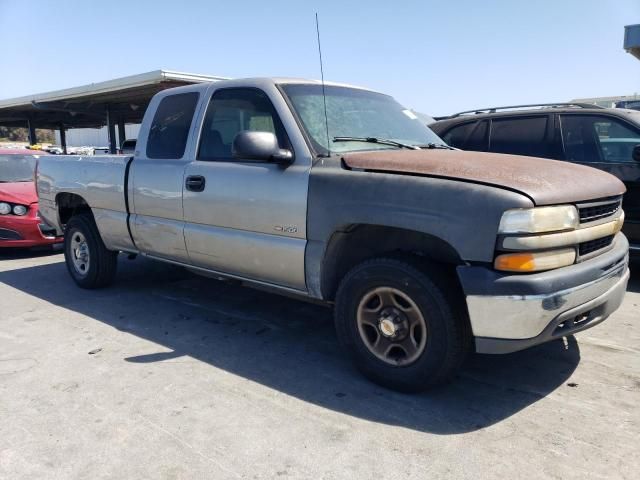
146, 92, 200, 159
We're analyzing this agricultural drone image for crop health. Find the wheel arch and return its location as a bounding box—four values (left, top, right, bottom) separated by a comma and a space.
56, 192, 92, 227
318, 224, 464, 301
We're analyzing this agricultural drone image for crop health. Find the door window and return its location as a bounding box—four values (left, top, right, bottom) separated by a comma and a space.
489, 116, 550, 158
198, 88, 288, 161
146, 92, 199, 159
442, 121, 488, 151
560, 115, 640, 163
442, 122, 475, 148
465, 120, 489, 151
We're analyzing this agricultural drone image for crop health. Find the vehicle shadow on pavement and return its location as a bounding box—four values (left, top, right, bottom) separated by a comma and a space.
0, 255, 583, 435
0, 244, 62, 260
626, 266, 640, 293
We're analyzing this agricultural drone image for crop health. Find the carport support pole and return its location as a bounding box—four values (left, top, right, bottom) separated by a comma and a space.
106, 105, 117, 154
26, 118, 37, 145
59, 123, 67, 154
117, 117, 126, 150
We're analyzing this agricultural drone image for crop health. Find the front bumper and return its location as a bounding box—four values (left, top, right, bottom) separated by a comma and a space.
457, 234, 630, 354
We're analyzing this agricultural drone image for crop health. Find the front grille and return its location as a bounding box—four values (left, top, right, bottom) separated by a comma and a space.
0, 228, 23, 240
578, 199, 621, 223
579, 235, 614, 256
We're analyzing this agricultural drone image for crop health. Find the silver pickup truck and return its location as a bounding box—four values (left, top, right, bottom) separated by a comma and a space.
37, 78, 630, 392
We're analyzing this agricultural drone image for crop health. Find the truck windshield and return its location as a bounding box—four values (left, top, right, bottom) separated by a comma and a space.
281, 84, 445, 155
0, 155, 36, 183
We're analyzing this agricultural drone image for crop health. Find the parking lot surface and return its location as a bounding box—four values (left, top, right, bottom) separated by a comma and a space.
1, 250, 638, 479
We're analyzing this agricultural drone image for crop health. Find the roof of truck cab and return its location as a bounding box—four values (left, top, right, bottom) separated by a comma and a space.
273, 77, 380, 92
197, 77, 380, 94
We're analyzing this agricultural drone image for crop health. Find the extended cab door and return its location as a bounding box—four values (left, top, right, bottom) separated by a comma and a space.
129, 89, 201, 262
182, 84, 311, 290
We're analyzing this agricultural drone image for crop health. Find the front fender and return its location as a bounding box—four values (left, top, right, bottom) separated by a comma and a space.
307, 158, 533, 261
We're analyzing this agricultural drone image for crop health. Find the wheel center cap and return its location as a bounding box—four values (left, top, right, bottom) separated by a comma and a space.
77, 244, 88, 261
379, 317, 397, 337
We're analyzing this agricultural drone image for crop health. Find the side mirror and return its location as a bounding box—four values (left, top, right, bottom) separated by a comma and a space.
633, 144, 640, 162
232, 131, 293, 165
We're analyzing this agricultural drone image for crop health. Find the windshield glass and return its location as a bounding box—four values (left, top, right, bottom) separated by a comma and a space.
0, 155, 36, 183
281, 84, 445, 154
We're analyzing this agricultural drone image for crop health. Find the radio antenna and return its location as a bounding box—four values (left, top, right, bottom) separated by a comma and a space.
315, 12, 331, 156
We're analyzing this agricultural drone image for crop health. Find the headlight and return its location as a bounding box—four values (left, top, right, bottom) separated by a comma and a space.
0, 202, 10, 215
498, 206, 579, 234
13, 205, 28, 216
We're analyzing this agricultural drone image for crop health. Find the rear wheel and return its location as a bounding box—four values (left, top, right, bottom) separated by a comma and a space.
334, 257, 469, 392
64, 213, 118, 289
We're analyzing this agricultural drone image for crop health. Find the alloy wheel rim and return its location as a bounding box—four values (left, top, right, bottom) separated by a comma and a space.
71, 232, 90, 276
356, 287, 427, 366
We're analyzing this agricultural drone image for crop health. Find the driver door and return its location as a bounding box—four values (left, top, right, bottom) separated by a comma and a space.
182, 87, 310, 290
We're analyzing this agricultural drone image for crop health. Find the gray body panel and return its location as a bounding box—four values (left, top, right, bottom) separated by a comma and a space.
129, 158, 189, 262
180, 80, 313, 290
36, 154, 136, 252
127, 84, 204, 263
182, 160, 309, 289
304, 156, 533, 297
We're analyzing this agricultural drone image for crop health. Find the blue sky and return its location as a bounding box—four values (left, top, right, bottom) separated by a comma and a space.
0, 0, 638, 116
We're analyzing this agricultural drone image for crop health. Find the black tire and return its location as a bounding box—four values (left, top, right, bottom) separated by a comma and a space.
64, 213, 118, 289
334, 257, 469, 392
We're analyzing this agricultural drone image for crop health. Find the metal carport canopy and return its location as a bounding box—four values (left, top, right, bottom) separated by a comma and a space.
624, 24, 640, 60
0, 70, 228, 152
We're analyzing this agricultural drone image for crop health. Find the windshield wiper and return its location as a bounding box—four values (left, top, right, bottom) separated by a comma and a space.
417, 143, 456, 150
333, 136, 420, 150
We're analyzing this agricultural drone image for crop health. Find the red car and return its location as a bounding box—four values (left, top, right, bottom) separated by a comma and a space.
0, 149, 62, 248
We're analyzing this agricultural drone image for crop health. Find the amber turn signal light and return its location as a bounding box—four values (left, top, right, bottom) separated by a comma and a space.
494, 249, 576, 273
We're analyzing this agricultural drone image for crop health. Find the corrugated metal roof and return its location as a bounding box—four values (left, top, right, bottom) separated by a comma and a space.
0, 70, 228, 109
0, 70, 228, 129
624, 24, 640, 60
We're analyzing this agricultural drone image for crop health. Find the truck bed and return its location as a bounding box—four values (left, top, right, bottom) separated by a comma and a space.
36, 154, 135, 251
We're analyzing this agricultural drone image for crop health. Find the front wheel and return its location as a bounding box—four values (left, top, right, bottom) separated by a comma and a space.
334, 257, 469, 392
64, 213, 118, 289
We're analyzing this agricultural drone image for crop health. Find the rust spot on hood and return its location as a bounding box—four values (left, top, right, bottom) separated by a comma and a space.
342, 149, 626, 205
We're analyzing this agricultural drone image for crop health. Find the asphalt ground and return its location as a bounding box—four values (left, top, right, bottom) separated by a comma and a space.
1, 249, 638, 479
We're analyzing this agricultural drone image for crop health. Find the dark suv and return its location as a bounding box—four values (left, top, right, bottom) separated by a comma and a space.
429, 103, 640, 255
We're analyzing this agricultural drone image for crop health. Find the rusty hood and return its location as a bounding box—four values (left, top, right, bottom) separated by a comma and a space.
342, 149, 626, 205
